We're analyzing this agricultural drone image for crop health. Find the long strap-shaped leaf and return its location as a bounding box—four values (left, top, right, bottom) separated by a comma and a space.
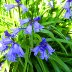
50, 54, 71, 72
36, 57, 49, 72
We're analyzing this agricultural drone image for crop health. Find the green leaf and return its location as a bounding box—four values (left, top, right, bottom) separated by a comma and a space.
46, 38, 72, 45
50, 59, 61, 72
51, 25, 66, 39
36, 57, 49, 72
12, 62, 19, 72
41, 29, 54, 38
50, 54, 71, 72
31, 58, 42, 72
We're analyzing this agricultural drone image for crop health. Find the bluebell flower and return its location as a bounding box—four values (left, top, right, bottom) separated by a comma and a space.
5, 47, 16, 62
0, 31, 25, 62
4, 4, 16, 11
12, 43, 24, 57
64, 9, 71, 19
5, 42, 24, 62
4, 28, 20, 38
32, 38, 55, 60
2, 38, 12, 45
25, 24, 32, 34
63, 0, 72, 19
20, 18, 30, 26
34, 21, 44, 32
1, 38, 24, 62
20, 16, 44, 34
0, 41, 8, 51
4, 2, 28, 13
63, 1, 70, 9
19, 4, 28, 13
11, 28, 20, 37
0, 37, 12, 51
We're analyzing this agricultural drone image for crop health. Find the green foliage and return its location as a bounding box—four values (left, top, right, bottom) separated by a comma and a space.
0, 0, 72, 72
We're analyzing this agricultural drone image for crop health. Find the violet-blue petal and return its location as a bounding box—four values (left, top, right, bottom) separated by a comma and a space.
5, 43, 24, 62
0, 37, 12, 51
64, 9, 71, 19
40, 50, 48, 60
0, 41, 8, 51
11, 28, 20, 37
34, 21, 44, 32
20, 4, 28, 13
13, 43, 24, 57
67, 0, 72, 2
2, 38, 12, 45
19, 18, 29, 26
47, 44, 55, 55
34, 16, 41, 21
63, 2, 70, 9
25, 24, 32, 34
5, 47, 16, 62
39, 24, 44, 30
4, 4, 15, 11
40, 38, 46, 45
4, 30, 11, 37
32, 46, 40, 56
15, 0, 20, 3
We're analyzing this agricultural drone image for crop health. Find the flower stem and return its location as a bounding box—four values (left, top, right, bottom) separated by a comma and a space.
18, 4, 21, 18
5, 0, 12, 18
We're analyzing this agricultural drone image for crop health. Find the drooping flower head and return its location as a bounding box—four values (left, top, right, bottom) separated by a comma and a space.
4, 1, 28, 13
20, 16, 44, 34
4, 29, 20, 38
0, 31, 25, 62
32, 38, 55, 60
5, 42, 24, 62
64, 8, 71, 19
0, 37, 12, 51
19, 4, 28, 13
4, 4, 16, 11
63, 0, 72, 19
63, 1, 70, 9
11, 28, 20, 38
25, 24, 32, 34
19, 18, 30, 26
0, 41, 8, 52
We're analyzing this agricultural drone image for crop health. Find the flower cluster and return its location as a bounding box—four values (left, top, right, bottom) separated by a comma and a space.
0, 32, 24, 62
20, 16, 44, 34
1, 0, 55, 62
63, 0, 72, 19
32, 38, 55, 60
4, 0, 28, 13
